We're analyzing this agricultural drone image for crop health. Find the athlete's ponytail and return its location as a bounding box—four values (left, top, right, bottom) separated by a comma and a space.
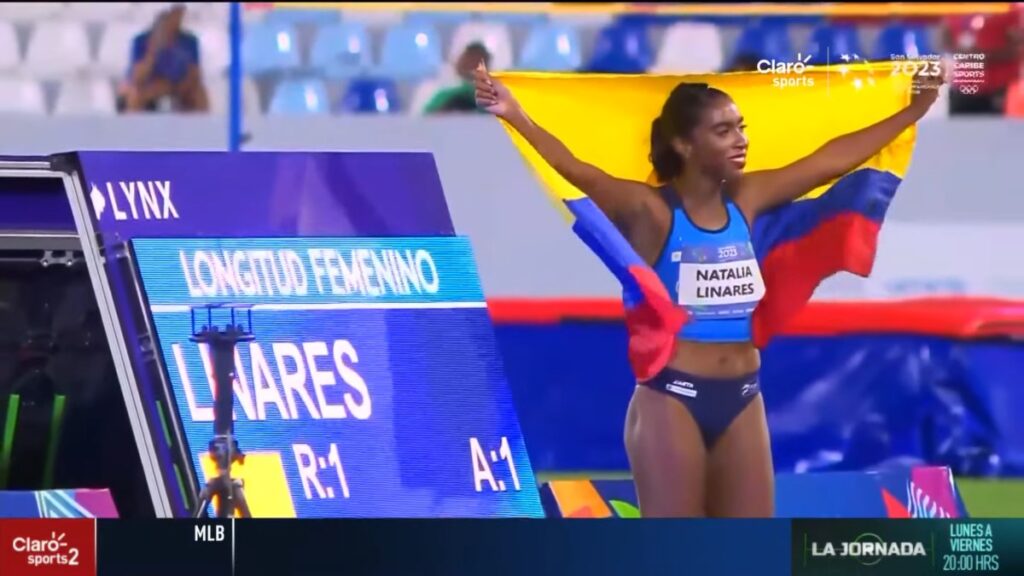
648, 82, 731, 184
649, 116, 681, 184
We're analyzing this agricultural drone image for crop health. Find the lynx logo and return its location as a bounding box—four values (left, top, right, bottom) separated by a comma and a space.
810, 532, 928, 566
89, 180, 179, 221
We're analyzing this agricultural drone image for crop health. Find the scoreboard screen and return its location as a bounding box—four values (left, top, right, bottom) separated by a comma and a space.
131, 235, 543, 518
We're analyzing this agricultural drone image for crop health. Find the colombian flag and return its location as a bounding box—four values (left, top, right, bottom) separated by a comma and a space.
495, 65, 916, 380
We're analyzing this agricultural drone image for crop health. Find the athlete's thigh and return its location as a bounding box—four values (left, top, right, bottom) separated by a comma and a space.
624, 385, 707, 518
705, 394, 774, 517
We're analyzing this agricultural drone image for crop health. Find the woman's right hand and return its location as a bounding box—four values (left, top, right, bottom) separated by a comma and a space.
474, 63, 519, 120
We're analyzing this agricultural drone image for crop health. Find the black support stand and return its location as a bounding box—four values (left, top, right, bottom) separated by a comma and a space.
189, 305, 254, 519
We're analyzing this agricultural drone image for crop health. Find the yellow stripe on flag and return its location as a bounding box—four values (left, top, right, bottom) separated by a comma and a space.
495, 64, 917, 213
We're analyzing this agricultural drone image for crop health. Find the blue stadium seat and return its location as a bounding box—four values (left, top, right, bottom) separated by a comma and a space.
310, 22, 372, 79
519, 22, 582, 71
269, 78, 329, 115
378, 22, 443, 80
244, 21, 302, 74
732, 19, 793, 63
263, 8, 341, 26
805, 23, 863, 65
873, 23, 933, 60
337, 78, 401, 114
584, 22, 652, 73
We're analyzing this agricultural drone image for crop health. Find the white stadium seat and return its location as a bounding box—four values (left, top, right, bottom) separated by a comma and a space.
0, 77, 47, 114
448, 21, 514, 71
23, 21, 93, 78
130, 2, 176, 23
409, 75, 461, 115
65, 2, 135, 22
0, 3, 62, 22
185, 2, 230, 27
0, 22, 20, 73
95, 20, 150, 77
205, 75, 262, 116
192, 23, 231, 76
653, 22, 725, 74
54, 77, 117, 116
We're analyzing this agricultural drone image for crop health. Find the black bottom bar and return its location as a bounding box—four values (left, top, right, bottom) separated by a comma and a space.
98, 519, 231, 576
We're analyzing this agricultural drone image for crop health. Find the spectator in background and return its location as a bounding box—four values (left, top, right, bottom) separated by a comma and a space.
943, 6, 1024, 115
424, 43, 492, 115
119, 4, 209, 113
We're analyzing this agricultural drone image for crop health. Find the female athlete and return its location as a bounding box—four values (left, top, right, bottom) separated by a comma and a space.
475, 63, 944, 517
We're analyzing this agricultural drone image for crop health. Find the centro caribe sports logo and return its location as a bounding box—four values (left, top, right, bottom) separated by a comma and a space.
757, 52, 814, 89
809, 532, 930, 566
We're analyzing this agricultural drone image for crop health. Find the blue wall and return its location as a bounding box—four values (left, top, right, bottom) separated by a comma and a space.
494, 319, 1024, 477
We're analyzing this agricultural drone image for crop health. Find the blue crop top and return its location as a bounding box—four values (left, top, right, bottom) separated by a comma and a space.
651, 191, 766, 343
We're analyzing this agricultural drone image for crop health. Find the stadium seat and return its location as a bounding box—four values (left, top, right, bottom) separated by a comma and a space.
409, 77, 457, 114
263, 8, 341, 26
23, 21, 93, 79
449, 21, 515, 71
584, 22, 652, 73
732, 19, 792, 64
53, 77, 116, 116
0, 3, 61, 22
184, 2, 230, 27
205, 75, 262, 116
806, 23, 863, 65
0, 77, 47, 114
0, 22, 20, 73
519, 22, 582, 72
243, 21, 301, 75
378, 22, 443, 80
873, 23, 933, 60
95, 21, 150, 77
268, 78, 329, 115
337, 78, 401, 114
192, 23, 231, 76
310, 22, 372, 79
65, 2, 134, 21
653, 22, 724, 73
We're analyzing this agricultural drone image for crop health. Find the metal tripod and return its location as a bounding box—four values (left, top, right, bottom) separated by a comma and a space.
189, 306, 255, 519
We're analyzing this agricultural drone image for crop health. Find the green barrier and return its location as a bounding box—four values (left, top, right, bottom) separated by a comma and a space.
0, 393, 67, 490
0, 394, 19, 489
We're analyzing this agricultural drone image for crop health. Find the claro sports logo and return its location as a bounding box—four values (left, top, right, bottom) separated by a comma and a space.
757, 53, 815, 89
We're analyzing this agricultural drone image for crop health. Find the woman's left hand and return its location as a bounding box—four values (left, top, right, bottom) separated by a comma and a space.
908, 58, 948, 116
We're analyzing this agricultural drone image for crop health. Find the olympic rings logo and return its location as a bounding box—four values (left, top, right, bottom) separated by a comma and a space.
959, 84, 981, 95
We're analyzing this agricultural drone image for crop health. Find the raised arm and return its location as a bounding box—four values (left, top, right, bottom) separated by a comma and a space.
474, 64, 651, 225
734, 68, 946, 218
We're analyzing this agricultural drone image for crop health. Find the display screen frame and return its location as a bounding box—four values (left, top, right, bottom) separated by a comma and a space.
38, 151, 541, 518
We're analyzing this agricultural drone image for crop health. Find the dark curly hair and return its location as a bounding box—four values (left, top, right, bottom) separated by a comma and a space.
649, 82, 731, 183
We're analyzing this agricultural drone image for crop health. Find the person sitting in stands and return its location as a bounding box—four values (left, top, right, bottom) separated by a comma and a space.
119, 4, 209, 113
424, 42, 492, 115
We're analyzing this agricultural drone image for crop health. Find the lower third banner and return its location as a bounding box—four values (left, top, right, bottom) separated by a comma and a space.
792, 519, 1021, 575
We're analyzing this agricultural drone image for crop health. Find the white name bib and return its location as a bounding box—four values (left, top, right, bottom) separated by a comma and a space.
674, 242, 765, 318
